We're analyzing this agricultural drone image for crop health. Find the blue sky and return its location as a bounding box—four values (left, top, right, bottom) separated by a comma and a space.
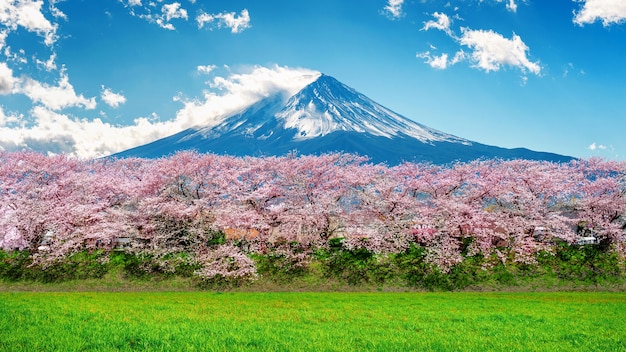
1, 0, 625, 159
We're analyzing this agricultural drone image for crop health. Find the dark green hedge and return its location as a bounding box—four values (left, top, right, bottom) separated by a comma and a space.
1, 242, 624, 290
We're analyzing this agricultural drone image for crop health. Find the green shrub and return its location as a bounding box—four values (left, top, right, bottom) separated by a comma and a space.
2, 240, 625, 290
0, 250, 32, 281
23, 251, 110, 283
121, 252, 199, 279
319, 240, 376, 285
393, 244, 457, 290
538, 243, 623, 285
447, 255, 489, 289
253, 254, 308, 282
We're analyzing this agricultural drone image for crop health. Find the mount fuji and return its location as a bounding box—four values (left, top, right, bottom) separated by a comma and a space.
114, 74, 572, 165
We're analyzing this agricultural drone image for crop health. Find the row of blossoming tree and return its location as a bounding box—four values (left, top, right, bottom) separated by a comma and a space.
0, 151, 625, 279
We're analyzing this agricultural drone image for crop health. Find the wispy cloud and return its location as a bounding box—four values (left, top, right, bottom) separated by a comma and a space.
506, 0, 518, 12
416, 52, 467, 70
588, 142, 607, 151
495, 0, 519, 13
101, 87, 127, 109
574, 0, 626, 26
587, 142, 619, 158
35, 53, 57, 71
416, 52, 450, 70
131, 2, 189, 30
422, 12, 453, 36
122, 0, 142, 6
383, 0, 404, 19
197, 65, 217, 75
120, 1, 250, 32
197, 9, 251, 33
0, 106, 21, 128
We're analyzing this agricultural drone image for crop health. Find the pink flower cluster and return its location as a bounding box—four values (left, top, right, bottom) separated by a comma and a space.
0, 151, 624, 272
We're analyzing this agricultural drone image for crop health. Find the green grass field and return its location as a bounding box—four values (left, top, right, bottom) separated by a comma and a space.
0, 292, 624, 351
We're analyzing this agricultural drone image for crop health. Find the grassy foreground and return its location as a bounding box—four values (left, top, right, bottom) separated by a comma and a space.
0, 292, 624, 351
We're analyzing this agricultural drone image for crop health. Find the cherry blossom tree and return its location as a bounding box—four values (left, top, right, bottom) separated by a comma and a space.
0, 151, 624, 273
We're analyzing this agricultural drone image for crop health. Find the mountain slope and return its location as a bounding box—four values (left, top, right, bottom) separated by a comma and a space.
114, 74, 573, 165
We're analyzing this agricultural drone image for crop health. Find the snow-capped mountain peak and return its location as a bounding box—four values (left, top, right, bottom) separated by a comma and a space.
276, 74, 469, 144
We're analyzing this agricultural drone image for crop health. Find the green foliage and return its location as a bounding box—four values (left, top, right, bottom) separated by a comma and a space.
109, 251, 201, 279
490, 262, 517, 286
0, 251, 31, 281
206, 230, 226, 247
393, 244, 438, 288
538, 243, 623, 285
448, 255, 491, 289
391, 244, 487, 291
253, 254, 307, 282
110, 252, 161, 279
26, 251, 110, 283
1, 242, 625, 290
317, 238, 397, 285
323, 247, 375, 285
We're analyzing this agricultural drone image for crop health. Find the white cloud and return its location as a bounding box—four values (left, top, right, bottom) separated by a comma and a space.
451, 50, 467, 64
101, 87, 127, 108
0, 106, 171, 157
0, 30, 7, 51
419, 12, 540, 75
197, 9, 251, 33
19, 69, 97, 110
125, 0, 142, 6
588, 142, 608, 151
429, 54, 449, 69
122, 2, 250, 32
477, 0, 520, 12
422, 12, 453, 36
49, 0, 67, 20
0, 65, 320, 158
488, 0, 520, 12
126, 1, 190, 30
563, 62, 586, 77
574, 0, 626, 26
162, 3, 187, 22
0, 62, 16, 94
416, 50, 467, 70
174, 65, 319, 130
416, 52, 449, 69
458, 28, 541, 74
383, 0, 404, 19
197, 64, 217, 75
0, 0, 59, 46
153, 2, 189, 30
36, 53, 57, 71
4, 46, 28, 65
0, 106, 21, 127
